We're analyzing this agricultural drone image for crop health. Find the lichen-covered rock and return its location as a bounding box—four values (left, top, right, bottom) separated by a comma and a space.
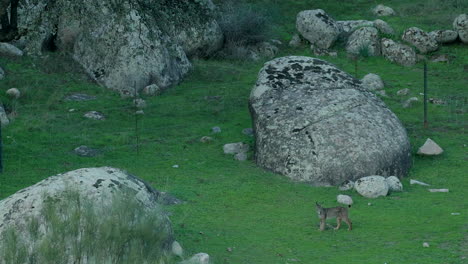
373, 19, 394, 35
372, 4, 396, 16
0, 42, 23, 56
361, 73, 384, 91
355, 176, 389, 198
346, 27, 381, 56
381, 38, 417, 66
296, 9, 341, 49
289, 33, 303, 48
402, 27, 438, 54
453, 14, 468, 43
385, 176, 403, 192
428, 30, 458, 44
249, 56, 411, 186
337, 194, 353, 206
336, 20, 374, 39
17, 0, 222, 94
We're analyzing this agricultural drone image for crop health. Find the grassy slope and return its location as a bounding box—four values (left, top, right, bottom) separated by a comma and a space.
0, 0, 467, 263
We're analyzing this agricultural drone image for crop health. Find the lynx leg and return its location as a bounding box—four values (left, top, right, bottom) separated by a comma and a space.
334, 218, 342, 230
319, 219, 326, 231
344, 217, 352, 231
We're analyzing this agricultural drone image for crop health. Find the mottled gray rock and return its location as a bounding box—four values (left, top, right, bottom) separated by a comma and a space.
143, 84, 162, 96
381, 38, 417, 66
430, 54, 451, 63
6, 88, 20, 99
336, 20, 374, 39
346, 27, 380, 56
361, 73, 384, 91
428, 30, 458, 44
74, 145, 100, 157
242, 128, 254, 136
289, 33, 303, 48
337, 194, 353, 206
338, 180, 355, 191
84, 111, 106, 120
133, 98, 147, 109
385, 176, 403, 192
250, 42, 279, 59
172, 241, 183, 258
211, 126, 221, 133
0, 42, 23, 56
234, 152, 248, 161
402, 27, 438, 54
179, 253, 210, 264
249, 56, 411, 186
453, 14, 468, 43
0, 104, 9, 126
402, 97, 419, 108
355, 176, 389, 198
310, 45, 338, 57
417, 138, 444, 156
64, 93, 97, 101
397, 88, 410, 96
373, 19, 394, 35
200, 136, 213, 143
223, 142, 249, 154
372, 4, 396, 16
296, 9, 341, 49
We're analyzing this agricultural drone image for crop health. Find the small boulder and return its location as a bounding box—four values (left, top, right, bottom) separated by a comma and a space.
336, 20, 374, 38
373, 19, 394, 35
179, 253, 210, 264
200, 136, 213, 143
381, 38, 417, 66
361, 73, 384, 91
0, 66, 5, 80
385, 176, 403, 192
133, 98, 147, 109
234, 152, 248, 161
296, 9, 341, 49
453, 14, 468, 44
428, 30, 458, 44
0, 105, 10, 126
0, 42, 23, 57
402, 27, 438, 54
74, 145, 100, 157
223, 142, 249, 154
355, 176, 389, 198
172, 241, 183, 258
372, 4, 396, 16
338, 180, 355, 191
64, 93, 97, 101
397, 88, 410, 96
402, 97, 419, 108
6, 88, 21, 99
289, 33, 303, 48
211, 126, 221, 133
417, 138, 443, 156
143, 84, 162, 96
84, 111, 106, 120
346, 27, 381, 56
337, 194, 353, 206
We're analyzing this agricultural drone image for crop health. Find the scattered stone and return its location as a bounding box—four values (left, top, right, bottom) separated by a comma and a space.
200, 136, 213, 143
172, 165, 179, 168
385, 176, 403, 192
252, 41, 279, 59
227, 247, 233, 252
69, 108, 76, 112
242, 128, 254, 136
133, 98, 147, 109
296, 9, 341, 49
223, 142, 249, 154
73, 145, 100, 157
361, 73, 384, 91
0, 42, 23, 56
410, 179, 430, 186
0, 66, 4, 80
417, 138, 443, 156
172, 241, 183, 258
423, 242, 430, 248
397, 88, 410, 96
142, 84, 162, 96
337, 194, 353, 206
346, 27, 381, 56
428, 189, 449, 193
430, 54, 450, 63
372, 4, 396, 16
84, 111, 106, 120
402, 97, 419, 108
381, 38, 417, 66
453, 14, 468, 44
428, 30, 458, 44
373, 19, 394, 35
6, 88, 21, 99
289, 33, 303, 48
0, 105, 10, 126
428, 97, 446, 105
402, 27, 438, 54
234, 152, 248, 161
451, 213, 460, 215
179, 253, 210, 264
355, 176, 389, 198
211, 126, 221, 133
339, 180, 355, 191
135, 110, 144, 115
270, 39, 283, 46
368, 202, 372, 206
65, 93, 97, 101
310, 45, 338, 56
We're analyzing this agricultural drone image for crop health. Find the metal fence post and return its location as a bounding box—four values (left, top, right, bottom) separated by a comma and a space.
424, 62, 428, 128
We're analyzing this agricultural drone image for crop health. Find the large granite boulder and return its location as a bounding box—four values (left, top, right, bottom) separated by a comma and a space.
346, 27, 381, 56
381, 38, 417, 66
17, 0, 223, 95
249, 56, 411, 186
296, 9, 341, 49
0, 167, 178, 263
402, 27, 438, 54
453, 14, 468, 43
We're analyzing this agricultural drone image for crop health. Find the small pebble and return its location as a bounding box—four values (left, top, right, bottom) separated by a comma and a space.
368, 203, 372, 206
423, 242, 430, 248
172, 165, 179, 168
451, 213, 460, 216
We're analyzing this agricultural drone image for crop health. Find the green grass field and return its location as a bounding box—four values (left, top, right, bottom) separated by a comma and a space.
0, 0, 467, 263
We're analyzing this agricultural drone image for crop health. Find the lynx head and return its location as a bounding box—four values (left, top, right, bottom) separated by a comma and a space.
316, 202, 324, 216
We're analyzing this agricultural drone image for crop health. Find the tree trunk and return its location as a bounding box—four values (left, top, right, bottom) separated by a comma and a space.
9, 0, 17, 30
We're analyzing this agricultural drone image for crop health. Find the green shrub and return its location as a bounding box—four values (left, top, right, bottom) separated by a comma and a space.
0, 190, 174, 264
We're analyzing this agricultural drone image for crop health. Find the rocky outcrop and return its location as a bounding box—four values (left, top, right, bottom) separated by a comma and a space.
346, 27, 381, 56
428, 30, 458, 44
17, 0, 223, 95
402, 27, 438, 54
249, 56, 411, 186
296, 9, 341, 49
381, 38, 417, 66
453, 14, 468, 43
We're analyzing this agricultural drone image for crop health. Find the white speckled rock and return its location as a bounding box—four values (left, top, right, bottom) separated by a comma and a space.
337, 194, 353, 206
346, 27, 381, 56
381, 38, 417, 66
453, 14, 468, 43
402, 27, 438, 54
249, 56, 411, 186
428, 30, 458, 44
355, 176, 389, 198
361, 73, 384, 91
373, 19, 394, 35
339, 180, 355, 191
223, 142, 249, 154
296, 9, 341, 49
372, 4, 396, 16
385, 176, 403, 192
